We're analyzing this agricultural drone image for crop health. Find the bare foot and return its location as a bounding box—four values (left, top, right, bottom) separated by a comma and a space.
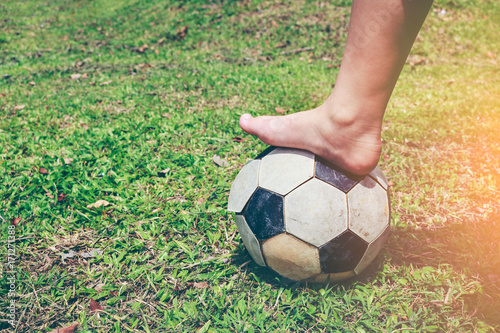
239, 103, 382, 176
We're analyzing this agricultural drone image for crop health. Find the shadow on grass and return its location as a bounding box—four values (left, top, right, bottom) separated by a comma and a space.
388, 212, 500, 327
234, 243, 361, 291
235, 209, 499, 328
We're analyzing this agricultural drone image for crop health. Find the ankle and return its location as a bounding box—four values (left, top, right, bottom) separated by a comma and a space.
319, 102, 384, 137
323, 90, 387, 127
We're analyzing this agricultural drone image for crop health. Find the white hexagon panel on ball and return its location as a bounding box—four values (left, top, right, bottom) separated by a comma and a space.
234, 215, 266, 267
227, 160, 261, 213
285, 178, 348, 247
259, 148, 315, 196
354, 225, 390, 275
348, 177, 390, 243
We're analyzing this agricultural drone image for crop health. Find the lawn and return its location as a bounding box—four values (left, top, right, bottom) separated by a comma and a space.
0, 0, 499, 332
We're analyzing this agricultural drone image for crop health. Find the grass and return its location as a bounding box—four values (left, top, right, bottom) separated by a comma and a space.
0, 0, 499, 331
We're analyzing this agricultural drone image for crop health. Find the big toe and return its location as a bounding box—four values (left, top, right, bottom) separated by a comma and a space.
239, 114, 257, 135
240, 114, 276, 136
240, 113, 288, 146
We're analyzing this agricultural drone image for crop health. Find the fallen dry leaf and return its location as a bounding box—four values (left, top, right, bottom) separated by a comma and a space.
63, 157, 74, 165
89, 299, 103, 312
177, 26, 188, 40
192, 282, 209, 289
29, 81, 35, 86
157, 168, 171, 177
70, 74, 81, 80
146, 140, 157, 144
81, 123, 89, 130
39, 167, 49, 175
232, 136, 247, 143
49, 322, 78, 333
87, 200, 111, 209
11, 218, 21, 226
58, 193, 66, 202
137, 44, 149, 53
275, 107, 286, 114
213, 155, 229, 167
407, 55, 426, 66
100, 80, 112, 86
46, 193, 55, 199
14, 105, 25, 111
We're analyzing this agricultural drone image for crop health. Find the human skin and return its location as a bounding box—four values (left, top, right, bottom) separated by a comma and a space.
239, 0, 434, 175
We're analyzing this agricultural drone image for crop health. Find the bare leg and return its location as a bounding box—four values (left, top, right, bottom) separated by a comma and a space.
240, 0, 433, 175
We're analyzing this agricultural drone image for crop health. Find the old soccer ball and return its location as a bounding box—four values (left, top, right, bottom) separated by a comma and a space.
228, 147, 390, 282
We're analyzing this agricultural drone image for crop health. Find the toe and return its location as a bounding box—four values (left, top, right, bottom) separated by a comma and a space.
239, 114, 255, 134
239, 113, 304, 147
240, 114, 277, 144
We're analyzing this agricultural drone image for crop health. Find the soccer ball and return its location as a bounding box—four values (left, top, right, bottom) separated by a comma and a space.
228, 147, 390, 282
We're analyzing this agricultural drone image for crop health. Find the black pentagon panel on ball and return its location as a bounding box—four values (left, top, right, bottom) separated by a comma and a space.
318, 231, 368, 273
254, 146, 277, 160
243, 187, 285, 241
315, 158, 360, 192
